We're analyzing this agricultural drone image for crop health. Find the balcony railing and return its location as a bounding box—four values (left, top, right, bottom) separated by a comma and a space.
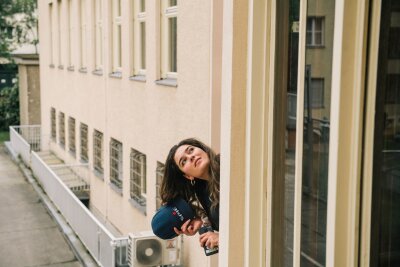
9, 125, 129, 267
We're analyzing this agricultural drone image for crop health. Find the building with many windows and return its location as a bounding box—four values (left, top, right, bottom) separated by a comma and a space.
32, 0, 400, 266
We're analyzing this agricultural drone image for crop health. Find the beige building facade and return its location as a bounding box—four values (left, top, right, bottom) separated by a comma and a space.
37, 0, 400, 267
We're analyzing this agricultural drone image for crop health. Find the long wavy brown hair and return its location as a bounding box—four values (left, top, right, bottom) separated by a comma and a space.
160, 138, 220, 215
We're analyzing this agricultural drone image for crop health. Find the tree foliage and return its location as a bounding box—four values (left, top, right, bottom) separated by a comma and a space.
0, 0, 38, 60
0, 84, 20, 130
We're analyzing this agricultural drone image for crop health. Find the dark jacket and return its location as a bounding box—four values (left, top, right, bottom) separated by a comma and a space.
194, 179, 219, 231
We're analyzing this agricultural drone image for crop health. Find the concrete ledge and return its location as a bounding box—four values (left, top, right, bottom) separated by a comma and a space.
4, 144, 99, 267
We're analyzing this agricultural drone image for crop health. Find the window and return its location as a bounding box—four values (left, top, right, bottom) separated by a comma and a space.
131, 0, 146, 78
130, 148, 146, 207
79, 0, 87, 71
59, 112, 65, 148
93, 130, 104, 174
68, 117, 76, 155
306, 17, 324, 47
155, 162, 164, 210
80, 123, 89, 162
94, 0, 103, 71
160, 0, 177, 80
57, 0, 62, 67
310, 78, 324, 108
49, 3, 54, 66
67, 0, 73, 68
51, 108, 56, 140
110, 138, 123, 189
111, 0, 122, 74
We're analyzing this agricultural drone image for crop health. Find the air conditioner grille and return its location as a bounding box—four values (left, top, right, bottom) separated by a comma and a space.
136, 239, 162, 266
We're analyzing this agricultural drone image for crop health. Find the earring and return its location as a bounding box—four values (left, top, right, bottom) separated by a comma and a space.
191, 179, 195, 186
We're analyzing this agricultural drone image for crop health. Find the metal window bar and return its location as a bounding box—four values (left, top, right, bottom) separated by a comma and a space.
68, 117, 76, 154
110, 139, 123, 189
155, 162, 164, 210
51, 108, 56, 140
80, 123, 88, 162
93, 130, 103, 173
59, 112, 65, 147
130, 148, 146, 205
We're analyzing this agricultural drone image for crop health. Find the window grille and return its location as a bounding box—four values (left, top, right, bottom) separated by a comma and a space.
110, 138, 123, 189
155, 162, 164, 210
59, 112, 65, 148
93, 130, 103, 174
51, 108, 56, 140
80, 123, 88, 162
68, 117, 76, 155
130, 148, 146, 206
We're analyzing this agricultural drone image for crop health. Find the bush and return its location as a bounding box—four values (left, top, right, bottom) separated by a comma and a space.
0, 83, 19, 130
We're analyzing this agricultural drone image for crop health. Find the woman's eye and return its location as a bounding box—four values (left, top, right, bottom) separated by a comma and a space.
182, 159, 186, 165
189, 147, 194, 153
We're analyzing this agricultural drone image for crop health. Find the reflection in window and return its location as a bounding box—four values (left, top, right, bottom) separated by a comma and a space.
306, 17, 324, 47
301, 1, 335, 266
283, 0, 300, 266
370, 2, 400, 266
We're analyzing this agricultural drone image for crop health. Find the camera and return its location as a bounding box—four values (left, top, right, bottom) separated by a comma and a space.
199, 225, 219, 256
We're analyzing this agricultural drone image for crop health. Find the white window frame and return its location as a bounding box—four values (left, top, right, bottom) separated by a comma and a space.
306, 17, 324, 47
80, 123, 89, 162
93, 130, 104, 175
94, 0, 103, 71
67, 0, 73, 68
155, 161, 164, 210
160, 0, 178, 80
79, 0, 87, 70
110, 138, 123, 189
112, 0, 122, 74
57, 0, 63, 67
68, 117, 76, 156
51, 108, 56, 140
130, 148, 147, 206
59, 112, 65, 148
49, 3, 54, 66
131, 0, 146, 77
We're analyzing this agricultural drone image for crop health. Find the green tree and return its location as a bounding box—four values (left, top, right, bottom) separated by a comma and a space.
0, 0, 38, 61
0, 84, 20, 130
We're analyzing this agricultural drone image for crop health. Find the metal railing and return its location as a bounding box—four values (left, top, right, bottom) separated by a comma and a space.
9, 126, 33, 165
31, 151, 128, 267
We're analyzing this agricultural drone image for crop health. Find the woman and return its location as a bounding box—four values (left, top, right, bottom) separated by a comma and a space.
160, 138, 220, 249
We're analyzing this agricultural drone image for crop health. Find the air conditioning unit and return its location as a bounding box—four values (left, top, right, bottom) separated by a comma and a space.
128, 231, 182, 267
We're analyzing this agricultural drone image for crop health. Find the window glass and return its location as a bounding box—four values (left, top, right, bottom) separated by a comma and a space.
301, 1, 335, 266
169, 17, 177, 72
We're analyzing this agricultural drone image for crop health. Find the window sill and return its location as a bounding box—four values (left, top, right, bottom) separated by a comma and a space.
155, 78, 178, 87
109, 71, 122, 79
79, 67, 88, 73
92, 69, 103, 76
129, 75, 146, 82
93, 169, 104, 180
49, 64, 55, 68
109, 182, 123, 196
129, 198, 147, 215
80, 158, 89, 164
58, 65, 64, 70
67, 66, 75, 72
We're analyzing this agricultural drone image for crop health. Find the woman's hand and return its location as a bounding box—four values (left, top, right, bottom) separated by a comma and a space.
199, 232, 219, 248
174, 218, 203, 236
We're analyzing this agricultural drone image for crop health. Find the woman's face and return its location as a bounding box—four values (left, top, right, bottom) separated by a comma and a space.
174, 144, 210, 180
